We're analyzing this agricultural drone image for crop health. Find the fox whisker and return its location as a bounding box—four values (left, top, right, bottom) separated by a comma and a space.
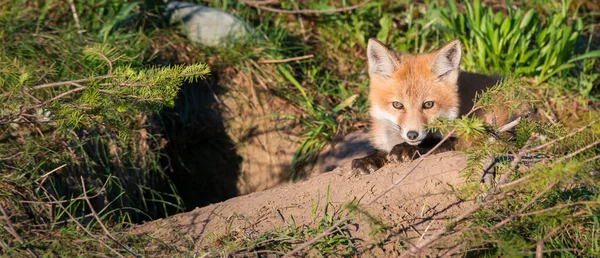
382, 118, 402, 132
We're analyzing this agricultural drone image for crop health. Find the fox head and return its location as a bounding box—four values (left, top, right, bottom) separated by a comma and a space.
366, 39, 461, 146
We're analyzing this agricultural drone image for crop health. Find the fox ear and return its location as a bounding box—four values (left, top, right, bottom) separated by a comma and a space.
432, 39, 461, 82
367, 38, 398, 78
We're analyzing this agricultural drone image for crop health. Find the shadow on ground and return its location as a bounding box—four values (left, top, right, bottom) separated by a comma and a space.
159, 75, 242, 210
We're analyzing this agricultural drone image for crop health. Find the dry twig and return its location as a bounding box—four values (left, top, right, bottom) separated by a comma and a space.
241, 0, 370, 14
491, 181, 557, 229
25, 75, 114, 91
583, 155, 600, 163
258, 54, 314, 64
22, 176, 109, 204
534, 210, 586, 258
282, 129, 459, 258
519, 201, 600, 217
0, 205, 40, 258
38, 184, 125, 258
526, 118, 599, 153
67, 0, 82, 31
553, 139, 600, 164
80, 177, 140, 258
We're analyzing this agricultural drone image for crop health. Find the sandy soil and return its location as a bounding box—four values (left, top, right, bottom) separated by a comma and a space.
132, 131, 471, 256
221, 69, 302, 195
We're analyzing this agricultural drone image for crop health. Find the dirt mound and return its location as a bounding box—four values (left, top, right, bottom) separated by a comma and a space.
131, 148, 470, 256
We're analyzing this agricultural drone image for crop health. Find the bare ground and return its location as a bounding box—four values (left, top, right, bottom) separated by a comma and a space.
131, 131, 471, 256
221, 68, 302, 195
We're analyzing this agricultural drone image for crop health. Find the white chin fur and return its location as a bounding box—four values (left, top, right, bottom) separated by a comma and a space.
405, 140, 422, 146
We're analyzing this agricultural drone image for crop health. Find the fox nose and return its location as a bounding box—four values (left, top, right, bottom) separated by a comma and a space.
407, 131, 419, 140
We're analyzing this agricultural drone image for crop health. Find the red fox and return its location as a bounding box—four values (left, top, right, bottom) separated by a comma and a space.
352, 39, 521, 174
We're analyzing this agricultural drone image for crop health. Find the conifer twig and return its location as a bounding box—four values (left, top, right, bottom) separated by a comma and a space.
0, 71, 176, 124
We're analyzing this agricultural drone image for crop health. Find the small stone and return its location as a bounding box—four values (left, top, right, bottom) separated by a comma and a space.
163, 1, 251, 46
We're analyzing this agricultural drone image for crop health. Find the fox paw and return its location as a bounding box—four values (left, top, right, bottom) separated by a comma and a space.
387, 143, 426, 163
351, 151, 387, 175
351, 159, 378, 175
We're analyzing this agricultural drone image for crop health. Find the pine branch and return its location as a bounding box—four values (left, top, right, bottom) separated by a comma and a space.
0, 63, 209, 126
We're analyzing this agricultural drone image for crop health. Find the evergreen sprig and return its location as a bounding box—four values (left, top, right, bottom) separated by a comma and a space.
0, 63, 209, 129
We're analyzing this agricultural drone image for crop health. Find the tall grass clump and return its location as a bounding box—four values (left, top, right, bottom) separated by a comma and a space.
437, 0, 600, 86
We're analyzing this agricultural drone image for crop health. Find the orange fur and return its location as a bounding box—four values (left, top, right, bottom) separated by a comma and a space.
365, 39, 512, 152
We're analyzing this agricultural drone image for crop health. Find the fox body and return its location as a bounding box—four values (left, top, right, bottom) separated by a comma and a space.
352, 39, 514, 174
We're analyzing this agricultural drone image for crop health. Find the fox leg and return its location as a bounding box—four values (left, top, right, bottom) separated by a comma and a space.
351, 150, 388, 174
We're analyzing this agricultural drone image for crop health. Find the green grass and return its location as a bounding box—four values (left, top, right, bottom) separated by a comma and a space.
1, 1, 205, 256
436, 0, 600, 87
1, 0, 599, 256
204, 185, 356, 257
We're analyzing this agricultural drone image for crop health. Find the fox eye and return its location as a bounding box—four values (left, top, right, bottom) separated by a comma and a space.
392, 101, 403, 109
422, 101, 434, 109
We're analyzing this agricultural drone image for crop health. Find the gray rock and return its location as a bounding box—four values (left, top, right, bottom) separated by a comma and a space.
163, 1, 251, 46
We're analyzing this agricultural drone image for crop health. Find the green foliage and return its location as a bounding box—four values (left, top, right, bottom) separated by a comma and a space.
437, 0, 600, 87
1, 1, 208, 256
423, 71, 599, 256
1, 0, 599, 256
464, 160, 600, 257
